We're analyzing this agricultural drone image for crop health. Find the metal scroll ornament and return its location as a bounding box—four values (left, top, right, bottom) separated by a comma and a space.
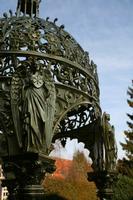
0, 0, 101, 156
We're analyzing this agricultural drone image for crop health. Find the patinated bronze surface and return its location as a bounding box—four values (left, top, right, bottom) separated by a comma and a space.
0, 0, 117, 199
11, 60, 56, 154
0, 0, 101, 158
102, 112, 117, 171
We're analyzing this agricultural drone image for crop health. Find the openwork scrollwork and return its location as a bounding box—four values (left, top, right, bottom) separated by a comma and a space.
0, 16, 98, 82
0, 10, 101, 157
58, 105, 97, 133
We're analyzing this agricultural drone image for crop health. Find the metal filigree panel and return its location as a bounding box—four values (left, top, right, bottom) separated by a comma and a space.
0, 8, 101, 156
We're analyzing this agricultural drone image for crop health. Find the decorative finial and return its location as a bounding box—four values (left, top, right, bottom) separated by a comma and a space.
16, 0, 41, 17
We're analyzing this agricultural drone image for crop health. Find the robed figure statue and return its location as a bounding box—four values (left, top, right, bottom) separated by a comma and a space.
11, 61, 56, 154
102, 112, 117, 171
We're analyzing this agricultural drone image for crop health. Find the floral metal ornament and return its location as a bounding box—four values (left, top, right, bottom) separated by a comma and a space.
0, 1, 118, 199
0, 0, 101, 158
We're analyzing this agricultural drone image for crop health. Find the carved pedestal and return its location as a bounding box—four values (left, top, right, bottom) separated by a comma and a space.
1, 153, 56, 200
96, 171, 118, 200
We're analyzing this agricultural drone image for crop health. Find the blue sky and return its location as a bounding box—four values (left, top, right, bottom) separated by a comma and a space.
0, 0, 133, 159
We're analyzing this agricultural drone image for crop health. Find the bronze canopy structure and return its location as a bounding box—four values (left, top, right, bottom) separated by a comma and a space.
0, 0, 117, 199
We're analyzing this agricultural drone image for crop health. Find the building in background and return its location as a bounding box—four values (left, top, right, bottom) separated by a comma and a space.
0, 165, 8, 200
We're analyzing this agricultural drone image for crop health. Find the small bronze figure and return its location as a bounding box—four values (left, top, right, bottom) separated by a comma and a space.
102, 112, 117, 171
11, 61, 56, 154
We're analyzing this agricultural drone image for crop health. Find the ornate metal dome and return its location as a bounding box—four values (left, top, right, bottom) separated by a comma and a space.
0, 2, 117, 199
0, 0, 102, 168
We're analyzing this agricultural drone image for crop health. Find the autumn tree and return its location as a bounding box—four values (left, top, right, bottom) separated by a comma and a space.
43, 151, 98, 200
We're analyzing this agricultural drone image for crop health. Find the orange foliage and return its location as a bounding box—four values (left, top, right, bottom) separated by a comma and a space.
43, 152, 99, 200
53, 159, 72, 179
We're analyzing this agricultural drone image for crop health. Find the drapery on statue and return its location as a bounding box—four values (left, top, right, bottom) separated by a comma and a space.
11, 60, 56, 154
102, 112, 117, 171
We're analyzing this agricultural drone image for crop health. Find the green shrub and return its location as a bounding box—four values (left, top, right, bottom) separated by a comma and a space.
112, 174, 133, 200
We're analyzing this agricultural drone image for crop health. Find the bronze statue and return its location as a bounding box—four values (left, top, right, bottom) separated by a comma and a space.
11, 61, 56, 154
0, 0, 117, 198
102, 112, 117, 171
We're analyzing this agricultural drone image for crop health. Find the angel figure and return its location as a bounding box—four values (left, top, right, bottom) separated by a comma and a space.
102, 112, 117, 171
11, 62, 56, 154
